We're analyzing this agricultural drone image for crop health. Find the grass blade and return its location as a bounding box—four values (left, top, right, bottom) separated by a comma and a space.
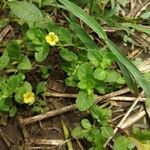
70, 22, 98, 50
59, 0, 107, 41
106, 39, 150, 96
122, 23, 150, 35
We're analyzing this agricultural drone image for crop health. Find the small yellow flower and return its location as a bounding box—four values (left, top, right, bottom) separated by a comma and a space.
23, 92, 35, 104
45, 32, 59, 46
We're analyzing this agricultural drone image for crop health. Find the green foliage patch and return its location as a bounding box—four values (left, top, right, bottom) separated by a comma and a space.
0, 0, 150, 149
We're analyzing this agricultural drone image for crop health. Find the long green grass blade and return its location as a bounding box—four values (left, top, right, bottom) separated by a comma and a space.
106, 39, 150, 96
70, 22, 98, 50
59, 0, 107, 41
59, 0, 150, 97
122, 23, 150, 35
117, 62, 139, 95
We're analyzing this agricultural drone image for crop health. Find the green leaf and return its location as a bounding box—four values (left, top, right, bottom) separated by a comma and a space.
18, 56, 32, 70
0, 99, 10, 112
59, 0, 107, 41
0, 19, 9, 30
78, 79, 95, 90
101, 126, 113, 138
87, 50, 102, 67
0, 52, 9, 70
65, 76, 77, 87
93, 68, 108, 81
56, 27, 71, 43
114, 136, 133, 150
81, 119, 92, 129
17, 73, 25, 82
122, 23, 150, 35
87, 127, 105, 148
35, 44, 49, 62
106, 39, 150, 96
42, 0, 56, 6
37, 99, 47, 106
8, 1, 43, 25
6, 40, 21, 60
129, 137, 149, 150
36, 81, 46, 95
26, 28, 44, 45
78, 63, 93, 80
100, 55, 113, 69
70, 22, 98, 50
9, 106, 17, 117
27, 28, 44, 39
132, 58, 142, 66
0, 86, 10, 99
95, 82, 106, 94
76, 90, 96, 111
145, 98, 150, 108
72, 127, 89, 139
7, 75, 20, 92
90, 105, 112, 125
141, 11, 150, 19
105, 70, 121, 82
15, 81, 32, 103
118, 62, 138, 92
59, 48, 77, 61
133, 128, 150, 141
0, 77, 6, 85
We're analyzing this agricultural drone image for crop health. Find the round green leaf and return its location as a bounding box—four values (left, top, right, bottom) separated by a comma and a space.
35, 44, 49, 62
76, 90, 96, 111
26, 28, 44, 40
0, 52, 9, 70
59, 48, 77, 61
81, 119, 91, 129
78, 79, 95, 90
93, 68, 107, 81
9, 106, 17, 117
101, 126, 113, 138
6, 40, 21, 60
78, 63, 93, 80
18, 56, 32, 70
8, 1, 43, 24
36, 81, 46, 95
15, 81, 32, 103
7, 75, 20, 92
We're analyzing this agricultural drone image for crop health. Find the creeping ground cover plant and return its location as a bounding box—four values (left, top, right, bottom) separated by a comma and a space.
0, 0, 150, 149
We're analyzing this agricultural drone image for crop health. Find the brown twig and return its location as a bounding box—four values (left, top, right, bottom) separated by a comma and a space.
135, 1, 150, 18
96, 88, 130, 103
104, 92, 144, 148
120, 109, 149, 129
112, 105, 141, 122
0, 129, 12, 148
0, 25, 12, 42
28, 146, 57, 149
44, 92, 77, 98
127, 0, 136, 17
32, 139, 64, 145
18, 117, 30, 150
19, 104, 77, 125
109, 96, 145, 102
19, 88, 130, 125
44, 88, 130, 100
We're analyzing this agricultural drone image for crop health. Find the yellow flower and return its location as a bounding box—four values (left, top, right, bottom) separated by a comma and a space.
23, 92, 35, 104
45, 32, 59, 46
